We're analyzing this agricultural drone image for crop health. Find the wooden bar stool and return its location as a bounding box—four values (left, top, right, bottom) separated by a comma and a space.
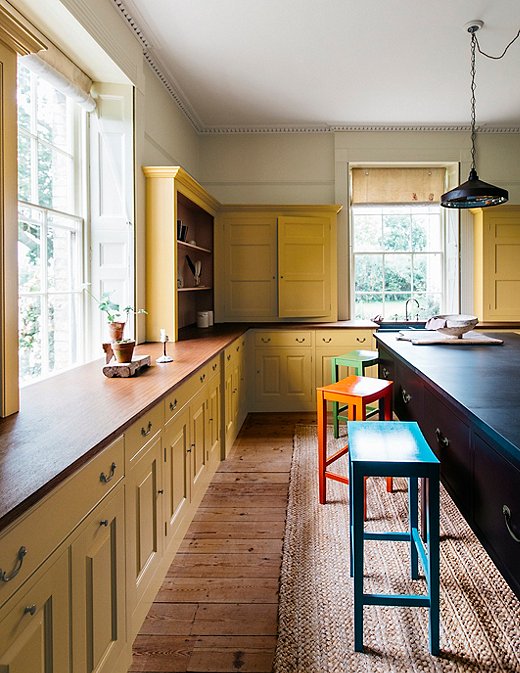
331, 350, 379, 438
348, 421, 440, 655
316, 376, 393, 513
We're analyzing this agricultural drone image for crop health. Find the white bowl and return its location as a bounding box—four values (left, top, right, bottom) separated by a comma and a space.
425, 314, 479, 338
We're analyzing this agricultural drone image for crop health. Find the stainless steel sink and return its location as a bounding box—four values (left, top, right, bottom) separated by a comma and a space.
375, 321, 427, 332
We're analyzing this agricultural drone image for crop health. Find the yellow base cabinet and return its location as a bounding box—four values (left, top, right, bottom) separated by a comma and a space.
0, 550, 70, 673
216, 205, 340, 323
163, 404, 191, 544
314, 329, 376, 388
472, 205, 520, 321
223, 336, 248, 456
71, 485, 126, 673
251, 330, 315, 412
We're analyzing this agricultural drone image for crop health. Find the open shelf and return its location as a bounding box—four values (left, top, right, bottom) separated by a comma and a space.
177, 240, 212, 254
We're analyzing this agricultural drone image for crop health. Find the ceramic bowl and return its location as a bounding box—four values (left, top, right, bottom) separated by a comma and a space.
426, 314, 479, 338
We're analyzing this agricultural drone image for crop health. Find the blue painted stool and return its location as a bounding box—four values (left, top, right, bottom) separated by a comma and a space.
348, 421, 440, 655
331, 350, 379, 438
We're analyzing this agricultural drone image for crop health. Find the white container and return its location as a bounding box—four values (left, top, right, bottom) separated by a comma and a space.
197, 311, 209, 328
207, 310, 214, 326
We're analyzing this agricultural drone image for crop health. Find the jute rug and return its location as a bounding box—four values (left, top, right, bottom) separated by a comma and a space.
273, 425, 520, 673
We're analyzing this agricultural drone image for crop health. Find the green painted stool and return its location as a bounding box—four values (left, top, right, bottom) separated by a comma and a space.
331, 350, 379, 438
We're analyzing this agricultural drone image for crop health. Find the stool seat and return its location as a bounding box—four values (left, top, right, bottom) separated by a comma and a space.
316, 376, 394, 514
348, 421, 440, 656
331, 350, 379, 438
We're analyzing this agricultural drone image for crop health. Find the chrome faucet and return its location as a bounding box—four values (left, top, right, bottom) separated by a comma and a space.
405, 297, 420, 321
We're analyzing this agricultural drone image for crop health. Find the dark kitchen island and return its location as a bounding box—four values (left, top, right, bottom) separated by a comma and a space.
375, 330, 520, 600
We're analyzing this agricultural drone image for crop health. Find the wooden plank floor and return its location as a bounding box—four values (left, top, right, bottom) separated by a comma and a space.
129, 412, 315, 673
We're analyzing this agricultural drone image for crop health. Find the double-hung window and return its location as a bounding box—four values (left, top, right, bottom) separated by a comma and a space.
17, 63, 85, 383
350, 167, 458, 321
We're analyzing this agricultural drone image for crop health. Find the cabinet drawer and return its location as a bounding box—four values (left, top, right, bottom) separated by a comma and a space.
164, 376, 199, 423
473, 433, 520, 598
422, 388, 471, 516
0, 435, 124, 608
378, 345, 395, 383
224, 336, 246, 367
393, 361, 423, 425
254, 330, 312, 347
125, 402, 164, 462
316, 329, 373, 349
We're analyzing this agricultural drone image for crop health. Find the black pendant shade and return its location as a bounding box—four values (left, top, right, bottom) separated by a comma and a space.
440, 168, 509, 208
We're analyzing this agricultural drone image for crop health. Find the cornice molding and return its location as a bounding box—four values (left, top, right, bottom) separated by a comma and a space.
0, 3, 46, 55
110, 1, 520, 137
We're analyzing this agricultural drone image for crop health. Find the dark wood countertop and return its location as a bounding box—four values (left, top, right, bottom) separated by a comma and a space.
375, 331, 520, 466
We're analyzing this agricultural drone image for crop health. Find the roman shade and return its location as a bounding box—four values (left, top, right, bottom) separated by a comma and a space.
351, 167, 446, 205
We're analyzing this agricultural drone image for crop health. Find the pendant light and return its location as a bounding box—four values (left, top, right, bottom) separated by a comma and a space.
441, 21, 509, 208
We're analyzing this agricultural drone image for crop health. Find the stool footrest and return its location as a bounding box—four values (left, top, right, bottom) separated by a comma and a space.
363, 531, 410, 542
363, 593, 431, 608
324, 470, 349, 485
325, 444, 349, 467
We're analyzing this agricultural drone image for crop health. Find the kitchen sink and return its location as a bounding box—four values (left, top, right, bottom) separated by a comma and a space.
375, 321, 427, 332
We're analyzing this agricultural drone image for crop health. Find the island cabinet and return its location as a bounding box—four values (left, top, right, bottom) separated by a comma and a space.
215, 205, 340, 323
143, 166, 219, 342
375, 331, 520, 599
0, 435, 126, 673
472, 205, 520, 321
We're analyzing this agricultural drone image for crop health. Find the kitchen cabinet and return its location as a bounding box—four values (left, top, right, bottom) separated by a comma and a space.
163, 404, 190, 542
143, 166, 219, 341
315, 328, 375, 388
223, 335, 248, 455
251, 330, 314, 412
216, 205, 340, 323
472, 205, 520, 321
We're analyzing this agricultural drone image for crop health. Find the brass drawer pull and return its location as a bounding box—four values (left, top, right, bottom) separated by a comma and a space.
260, 337, 271, 343
212, 363, 218, 371
401, 389, 412, 404
157, 489, 164, 495
200, 373, 206, 383
1, 546, 27, 583
356, 337, 366, 343
295, 338, 305, 343
100, 462, 117, 483
141, 421, 153, 437
169, 399, 178, 411
503, 505, 520, 543
24, 604, 37, 616
236, 345, 240, 352
227, 354, 231, 361
322, 337, 332, 343
381, 367, 390, 380
435, 428, 450, 449
100, 519, 109, 527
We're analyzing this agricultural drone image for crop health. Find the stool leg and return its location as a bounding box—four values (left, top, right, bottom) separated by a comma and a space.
317, 390, 327, 504
332, 360, 340, 439
409, 477, 419, 580
427, 475, 440, 656
383, 390, 394, 494
352, 464, 365, 652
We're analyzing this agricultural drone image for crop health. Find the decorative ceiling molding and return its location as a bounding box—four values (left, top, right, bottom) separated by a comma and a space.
111, 1, 520, 136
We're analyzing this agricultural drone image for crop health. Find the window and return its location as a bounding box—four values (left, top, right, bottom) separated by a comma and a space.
351, 204, 444, 320
17, 63, 85, 383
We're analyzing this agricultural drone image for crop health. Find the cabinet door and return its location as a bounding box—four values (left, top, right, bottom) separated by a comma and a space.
71, 486, 126, 673
207, 376, 221, 468
393, 360, 424, 425
190, 388, 208, 501
278, 215, 331, 318
0, 551, 70, 673
125, 434, 163, 636
224, 363, 235, 454
254, 348, 313, 411
163, 405, 191, 542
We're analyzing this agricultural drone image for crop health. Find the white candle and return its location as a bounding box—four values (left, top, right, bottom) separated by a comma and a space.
160, 329, 167, 342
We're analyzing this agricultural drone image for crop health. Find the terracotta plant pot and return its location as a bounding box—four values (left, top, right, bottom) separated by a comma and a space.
112, 340, 135, 363
108, 321, 126, 342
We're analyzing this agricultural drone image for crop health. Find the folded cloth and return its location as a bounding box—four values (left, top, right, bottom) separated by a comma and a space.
425, 317, 447, 330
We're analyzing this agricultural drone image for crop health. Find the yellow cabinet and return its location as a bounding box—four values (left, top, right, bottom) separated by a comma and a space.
0, 550, 70, 673
163, 404, 191, 543
189, 387, 209, 502
473, 206, 520, 321
223, 336, 248, 455
314, 329, 376, 388
207, 371, 221, 469
216, 205, 340, 323
251, 330, 314, 412
143, 166, 219, 341
71, 485, 126, 673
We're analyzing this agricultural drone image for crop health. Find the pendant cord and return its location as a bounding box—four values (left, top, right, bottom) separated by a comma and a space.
470, 32, 477, 174
475, 29, 520, 60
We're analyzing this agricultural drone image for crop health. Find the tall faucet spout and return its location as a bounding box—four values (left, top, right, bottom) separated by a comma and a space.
405, 298, 420, 321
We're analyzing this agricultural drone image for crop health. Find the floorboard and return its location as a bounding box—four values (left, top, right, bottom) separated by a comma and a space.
129, 412, 314, 673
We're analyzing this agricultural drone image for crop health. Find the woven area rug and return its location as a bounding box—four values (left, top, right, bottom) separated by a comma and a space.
273, 425, 520, 673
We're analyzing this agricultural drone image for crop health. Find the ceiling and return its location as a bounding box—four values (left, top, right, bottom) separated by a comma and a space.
115, 0, 520, 133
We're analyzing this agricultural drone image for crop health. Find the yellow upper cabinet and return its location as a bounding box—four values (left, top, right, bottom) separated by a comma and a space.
472, 206, 520, 321
143, 167, 219, 341
216, 205, 340, 322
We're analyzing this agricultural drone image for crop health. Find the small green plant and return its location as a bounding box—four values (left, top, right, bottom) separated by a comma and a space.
84, 286, 147, 323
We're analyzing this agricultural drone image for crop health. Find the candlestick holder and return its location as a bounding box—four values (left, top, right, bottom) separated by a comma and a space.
157, 334, 173, 363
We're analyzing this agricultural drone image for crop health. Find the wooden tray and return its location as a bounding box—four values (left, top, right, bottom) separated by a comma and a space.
103, 354, 151, 377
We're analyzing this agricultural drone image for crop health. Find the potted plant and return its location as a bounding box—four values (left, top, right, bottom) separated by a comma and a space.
111, 338, 136, 363
84, 287, 147, 341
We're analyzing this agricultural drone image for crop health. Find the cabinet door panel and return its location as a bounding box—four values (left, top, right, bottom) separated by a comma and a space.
208, 379, 221, 467
164, 407, 190, 540
71, 486, 125, 673
255, 352, 282, 399
190, 391, 207, 498
0, 552, 70, 673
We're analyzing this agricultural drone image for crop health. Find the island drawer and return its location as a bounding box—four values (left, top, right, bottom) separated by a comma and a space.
473, 432, 520, 599
0, 435, 124, 608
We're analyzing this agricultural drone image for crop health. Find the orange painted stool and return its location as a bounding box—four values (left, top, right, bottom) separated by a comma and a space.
317, 376, 394, 514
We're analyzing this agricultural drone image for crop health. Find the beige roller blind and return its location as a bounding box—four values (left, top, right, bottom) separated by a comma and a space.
351, 167, 446, 205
